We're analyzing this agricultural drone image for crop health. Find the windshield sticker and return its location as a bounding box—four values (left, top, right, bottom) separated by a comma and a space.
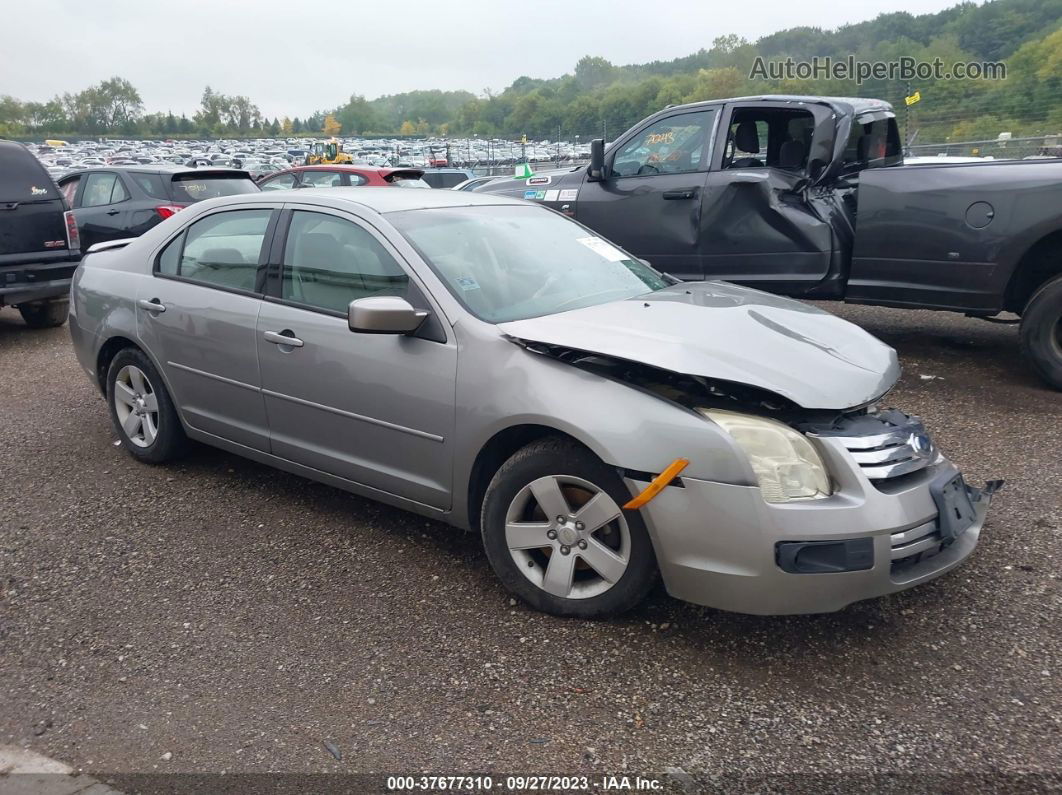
544, 189, 559, 202
455, 276, 480, 291
523, 190, 538, 200
577, 236, 627, 262
526, 175, 552, 186
559, 188, 579, 201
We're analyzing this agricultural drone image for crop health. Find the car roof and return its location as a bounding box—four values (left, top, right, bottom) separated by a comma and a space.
210, 186, 525, 214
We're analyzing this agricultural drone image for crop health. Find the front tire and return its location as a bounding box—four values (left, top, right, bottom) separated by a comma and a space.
1020, 273, 1062, 390
106, 348, 187, 463
19, 298, 68, 329
481, 437, 658, 618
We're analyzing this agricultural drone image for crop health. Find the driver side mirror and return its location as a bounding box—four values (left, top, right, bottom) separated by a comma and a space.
348, 296, 428, 334
588, 138, 608, 181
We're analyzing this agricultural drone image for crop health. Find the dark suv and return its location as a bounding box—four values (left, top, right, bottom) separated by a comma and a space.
0, 140, 81, 328
58, 166, 259, 250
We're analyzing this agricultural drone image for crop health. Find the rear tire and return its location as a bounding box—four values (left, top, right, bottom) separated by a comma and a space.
19, 298, 68, 329
1019, 273, 1062, 390
106, 348, 187, 464
481, 436, 658, 618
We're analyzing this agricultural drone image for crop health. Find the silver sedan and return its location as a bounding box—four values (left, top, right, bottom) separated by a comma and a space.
69, 189, 996, 617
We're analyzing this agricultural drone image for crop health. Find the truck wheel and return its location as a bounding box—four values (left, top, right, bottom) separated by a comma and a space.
480, 436, 658, 618
1020, 274, 1062, 390
18, 298, 69, 329
106, 348, 187, 463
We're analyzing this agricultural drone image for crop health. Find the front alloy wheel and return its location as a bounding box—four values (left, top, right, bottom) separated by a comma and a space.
481, 437, 658, 618
505, 475, 631, 600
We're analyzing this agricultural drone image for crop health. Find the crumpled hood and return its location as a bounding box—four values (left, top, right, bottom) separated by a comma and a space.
498, 282, 899, 410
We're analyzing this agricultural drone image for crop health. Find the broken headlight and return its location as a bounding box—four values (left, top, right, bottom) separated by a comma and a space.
700, 409, 832, 503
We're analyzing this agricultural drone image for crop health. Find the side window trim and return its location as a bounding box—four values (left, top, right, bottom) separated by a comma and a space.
151, 206, 281, 298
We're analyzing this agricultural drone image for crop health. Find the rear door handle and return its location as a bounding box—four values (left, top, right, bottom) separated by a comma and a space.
106, 209, 120, 216
137, 298, 166, 313
264, 330, 304, 348
662, 188, 699, 200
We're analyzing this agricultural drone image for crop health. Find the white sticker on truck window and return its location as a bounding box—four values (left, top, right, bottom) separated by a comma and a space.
559, 188, 579, 201
576, 236, 627, 262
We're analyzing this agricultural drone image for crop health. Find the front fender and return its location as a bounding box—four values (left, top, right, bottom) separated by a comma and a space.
450, 325, 754, 529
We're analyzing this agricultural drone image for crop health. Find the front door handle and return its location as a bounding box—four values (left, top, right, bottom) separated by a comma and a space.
106, 209, 120, 216
662, 188, 699, 200
137, 298, 166, 313
264, 330, 304, 348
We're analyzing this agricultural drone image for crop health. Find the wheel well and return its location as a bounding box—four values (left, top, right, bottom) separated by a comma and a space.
1006, 230, 1062, 313
466, 425, 585, 534
95, 336, 140, 395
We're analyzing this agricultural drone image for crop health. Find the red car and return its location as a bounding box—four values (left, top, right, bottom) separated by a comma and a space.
257, 164, 431, 191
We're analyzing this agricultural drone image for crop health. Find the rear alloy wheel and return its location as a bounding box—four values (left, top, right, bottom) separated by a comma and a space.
1019, 273, 1062, 390
481, 437, 657, 618
18, 298, 68, 329
106, 348, 187, 463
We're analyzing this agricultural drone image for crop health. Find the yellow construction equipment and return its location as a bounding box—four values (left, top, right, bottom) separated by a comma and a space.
305, 138, 353, 165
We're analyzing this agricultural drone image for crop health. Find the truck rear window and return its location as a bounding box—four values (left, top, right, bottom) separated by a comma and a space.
169, 174, 259, 203
0, 145, 60, 203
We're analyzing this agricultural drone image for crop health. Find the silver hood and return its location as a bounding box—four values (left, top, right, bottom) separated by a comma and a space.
498, 282, 899, 410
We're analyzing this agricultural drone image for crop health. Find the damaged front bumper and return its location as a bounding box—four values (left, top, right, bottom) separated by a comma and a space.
628, 435, 999, 615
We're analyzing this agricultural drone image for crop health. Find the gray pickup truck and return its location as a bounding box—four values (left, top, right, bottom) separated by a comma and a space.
477, 96, 1062, 389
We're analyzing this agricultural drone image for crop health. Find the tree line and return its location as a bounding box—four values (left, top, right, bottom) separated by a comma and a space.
2, 0, 1060, 143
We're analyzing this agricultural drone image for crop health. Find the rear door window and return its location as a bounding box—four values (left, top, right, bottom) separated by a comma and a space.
81, 172, 120, 207
0, 144, 60, 202
176, 209, 272, 292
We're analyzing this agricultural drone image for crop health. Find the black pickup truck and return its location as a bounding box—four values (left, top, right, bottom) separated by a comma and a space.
0, 140, 81, 328
477, 96, 1062, 389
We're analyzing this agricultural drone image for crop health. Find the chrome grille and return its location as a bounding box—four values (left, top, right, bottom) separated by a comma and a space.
813, 415, 938, 481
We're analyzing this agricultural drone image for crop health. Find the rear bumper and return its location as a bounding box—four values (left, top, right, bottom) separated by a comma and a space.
633, 438, 993, 615
0, 259, 79, 305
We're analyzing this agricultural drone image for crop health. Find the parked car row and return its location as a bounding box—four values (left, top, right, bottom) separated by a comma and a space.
29, 134, 589, 184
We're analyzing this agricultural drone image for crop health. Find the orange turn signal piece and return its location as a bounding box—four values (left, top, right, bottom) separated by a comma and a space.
622, 458, 690, 510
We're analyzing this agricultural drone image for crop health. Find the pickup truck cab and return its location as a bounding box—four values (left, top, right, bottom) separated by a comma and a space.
477, 96, 1062, 389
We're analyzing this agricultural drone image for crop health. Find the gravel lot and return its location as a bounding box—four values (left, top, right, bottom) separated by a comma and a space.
1, 302, 1059, 790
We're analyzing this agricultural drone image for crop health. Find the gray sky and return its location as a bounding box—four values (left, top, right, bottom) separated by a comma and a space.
1, 0, 967, 119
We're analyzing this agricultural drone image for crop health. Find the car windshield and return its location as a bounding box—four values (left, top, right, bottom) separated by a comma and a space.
389, 204, 669, 323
